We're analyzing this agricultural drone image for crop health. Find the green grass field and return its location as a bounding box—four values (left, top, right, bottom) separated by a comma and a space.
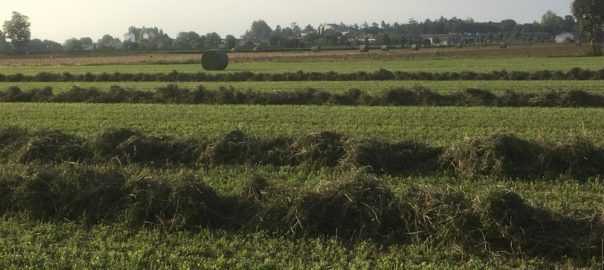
1, 50, 604, 269
1, 103, 601, 145
1, 56, 603, 75
3, 80, 604, 94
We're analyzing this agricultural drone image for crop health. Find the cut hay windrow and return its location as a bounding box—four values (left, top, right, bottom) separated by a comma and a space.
0, 67, 603, 82
0, 166, 602, 259
0, 127, 602, 179
3, 85, 604, 108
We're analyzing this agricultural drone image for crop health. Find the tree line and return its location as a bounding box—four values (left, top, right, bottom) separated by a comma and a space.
1, 2, 602, 53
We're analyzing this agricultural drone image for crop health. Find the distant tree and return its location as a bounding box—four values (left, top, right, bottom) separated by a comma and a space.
204, 32, 222, 48
0, 30, 13, 52
560, 15, 577, 32
122, 40, 138, 50
303, 24, 316, 34
268, 34, 287, 47
243, 20, 273, 42
225, 35, 237, 49
377, 33, 391, 45
63, 38, 83, 51
541, 10, 564, 33
97, 35, 122, 50
242, 40, 255, 49
572, 0, 604, 54
42, 40, 62, 50
500, 19, 518, 32
173, 31, 202, 50
22, 38, 45, 50
79, 37, 94, 49
3, 12, 31, 49
399, 35, 409, 47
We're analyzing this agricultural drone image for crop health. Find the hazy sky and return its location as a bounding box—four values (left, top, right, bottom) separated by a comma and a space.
1, 0, 573, 42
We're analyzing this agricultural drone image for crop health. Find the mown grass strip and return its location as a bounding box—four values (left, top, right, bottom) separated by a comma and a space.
0, 165, 602, 261
3, 85, 604, 108
2, 80, 604, 95
2, 127, 602, 179
1, 68, 603, 83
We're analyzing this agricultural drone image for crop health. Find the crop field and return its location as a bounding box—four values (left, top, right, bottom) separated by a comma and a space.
0, 46, 603, 269
0, 43, 588, 66
2, 55, 604, 75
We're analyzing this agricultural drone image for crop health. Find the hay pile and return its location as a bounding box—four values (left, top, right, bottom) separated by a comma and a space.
124, 174, 219, 229
93, 128, 202, 165
15, 130, 92, 164
13, 165, 127, 223
0, 165, 602, 258
441, 133, 543, 179
290, 131, 345, 167
203, 130, 293, 166
345, 138, 442, 174
476, 189, 600, 258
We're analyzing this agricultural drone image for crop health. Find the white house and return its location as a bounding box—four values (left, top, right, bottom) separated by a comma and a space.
142, 32, 157, 41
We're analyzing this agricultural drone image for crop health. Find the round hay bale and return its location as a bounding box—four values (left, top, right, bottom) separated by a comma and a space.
359, 45, 370, 52
499, 42, 508, 49
310, 46, 321, 52
253, 47, 260, 52
381, 45, 389, 51
456, 43, 464, 49
201, 50, 229, 71
410, 44, 420, 51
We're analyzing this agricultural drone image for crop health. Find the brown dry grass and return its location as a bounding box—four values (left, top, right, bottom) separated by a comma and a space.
0, 43, 587, 67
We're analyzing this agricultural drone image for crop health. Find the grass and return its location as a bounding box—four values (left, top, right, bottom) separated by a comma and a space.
0, 103, 602, 146
0, 168, 602, 269
1, 46, 603, 268
2, 80, 604, 94
1, 56, 603, 75
0, 217, 592, 269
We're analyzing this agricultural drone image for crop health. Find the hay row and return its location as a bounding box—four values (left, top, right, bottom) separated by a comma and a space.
2, 85, 604, 108
1, 67, 603, 82
1, 127, 602, 180
0, 166, 601, 259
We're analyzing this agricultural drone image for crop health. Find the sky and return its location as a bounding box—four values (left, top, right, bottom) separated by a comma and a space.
1, 0, 573, 42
